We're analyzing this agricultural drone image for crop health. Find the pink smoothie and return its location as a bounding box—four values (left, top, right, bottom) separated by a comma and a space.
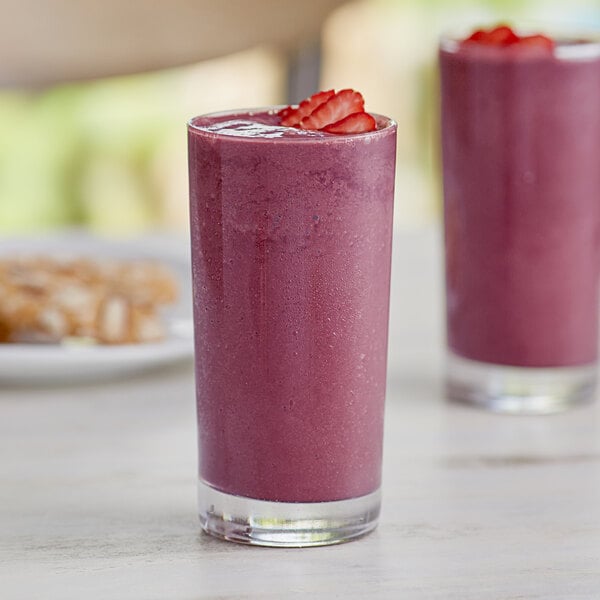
188, 110, 397, 502
440, 38, 600, 368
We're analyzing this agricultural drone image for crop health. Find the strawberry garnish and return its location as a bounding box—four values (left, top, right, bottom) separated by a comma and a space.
486, 25, 519, 45
279, 89, 335, 127
278, 106, 294, 120
517, 34, 555, 50
465, 29, 487, 43
461, 25, 554, 51
300, 89, 365, 130
321, 112, 377, 134
278, 88, 377, 134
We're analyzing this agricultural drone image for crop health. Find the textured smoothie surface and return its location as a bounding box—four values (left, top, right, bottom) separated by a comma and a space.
188, 110, 396, 502
440, 40, 600, 367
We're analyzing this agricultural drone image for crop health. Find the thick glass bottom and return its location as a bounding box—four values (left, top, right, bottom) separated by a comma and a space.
446, 351, 597, 414
198, 480, 380, 547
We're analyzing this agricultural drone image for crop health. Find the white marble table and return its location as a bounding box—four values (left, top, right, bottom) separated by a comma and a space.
2, 228, 600, 599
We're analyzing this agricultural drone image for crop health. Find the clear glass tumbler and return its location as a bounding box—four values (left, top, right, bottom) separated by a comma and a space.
187, 108, 397, 546
439, 29, 600, 414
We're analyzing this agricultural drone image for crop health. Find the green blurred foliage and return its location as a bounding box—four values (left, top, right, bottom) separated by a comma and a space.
0, 74, 174, 234
0, 91, 80, 230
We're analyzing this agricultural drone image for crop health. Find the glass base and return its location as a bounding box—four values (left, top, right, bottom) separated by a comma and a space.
198, 480, 380, 547
446, 352, 597, 414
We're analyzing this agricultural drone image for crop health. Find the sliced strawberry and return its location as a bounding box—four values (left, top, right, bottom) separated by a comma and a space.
279, 89, 335, 127
486, 25, 519, 45
461, 24, 529, 47
300, 89, 365, 130
321, 112, 377, 134
277, 106, 294, 119
517, 34, 555, 50
460, 24, 556, 52
464, 29, 488, 43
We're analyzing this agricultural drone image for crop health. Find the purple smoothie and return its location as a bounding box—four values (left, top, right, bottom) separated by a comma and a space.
440, 38, 600, 368
188, 110, 396, 502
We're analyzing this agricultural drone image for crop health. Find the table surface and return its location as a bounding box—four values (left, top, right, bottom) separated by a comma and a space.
2, 228, 600, 599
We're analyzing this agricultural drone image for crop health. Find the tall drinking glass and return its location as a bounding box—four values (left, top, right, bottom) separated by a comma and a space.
440, 29, 600, 414
188, 108, 397, 546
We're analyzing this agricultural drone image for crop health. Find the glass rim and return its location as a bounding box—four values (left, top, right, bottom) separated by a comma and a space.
187, 106, 397, 144
439, 22, 600, 61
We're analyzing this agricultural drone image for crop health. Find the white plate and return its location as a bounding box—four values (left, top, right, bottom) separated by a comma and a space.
0, 232, 195, 384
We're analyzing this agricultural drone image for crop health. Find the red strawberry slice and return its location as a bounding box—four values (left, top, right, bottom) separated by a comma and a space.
464, 29, 487, 43
321, 112, 377, 134
277, 106, 294, 119
460, 24, 554, 52
279, 89, 335, 127
486, 25, 519, 45
300, 89, 365, 130
518, 34, 555, 50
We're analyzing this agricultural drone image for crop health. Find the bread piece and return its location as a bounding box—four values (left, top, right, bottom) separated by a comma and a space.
0, 256, 178, 344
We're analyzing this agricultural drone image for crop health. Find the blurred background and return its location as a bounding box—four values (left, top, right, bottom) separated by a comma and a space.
1, 0, 599, 237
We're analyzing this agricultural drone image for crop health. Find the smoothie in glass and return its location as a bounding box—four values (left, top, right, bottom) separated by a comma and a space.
440, 26, 600, 413
188, 99, 396, 545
